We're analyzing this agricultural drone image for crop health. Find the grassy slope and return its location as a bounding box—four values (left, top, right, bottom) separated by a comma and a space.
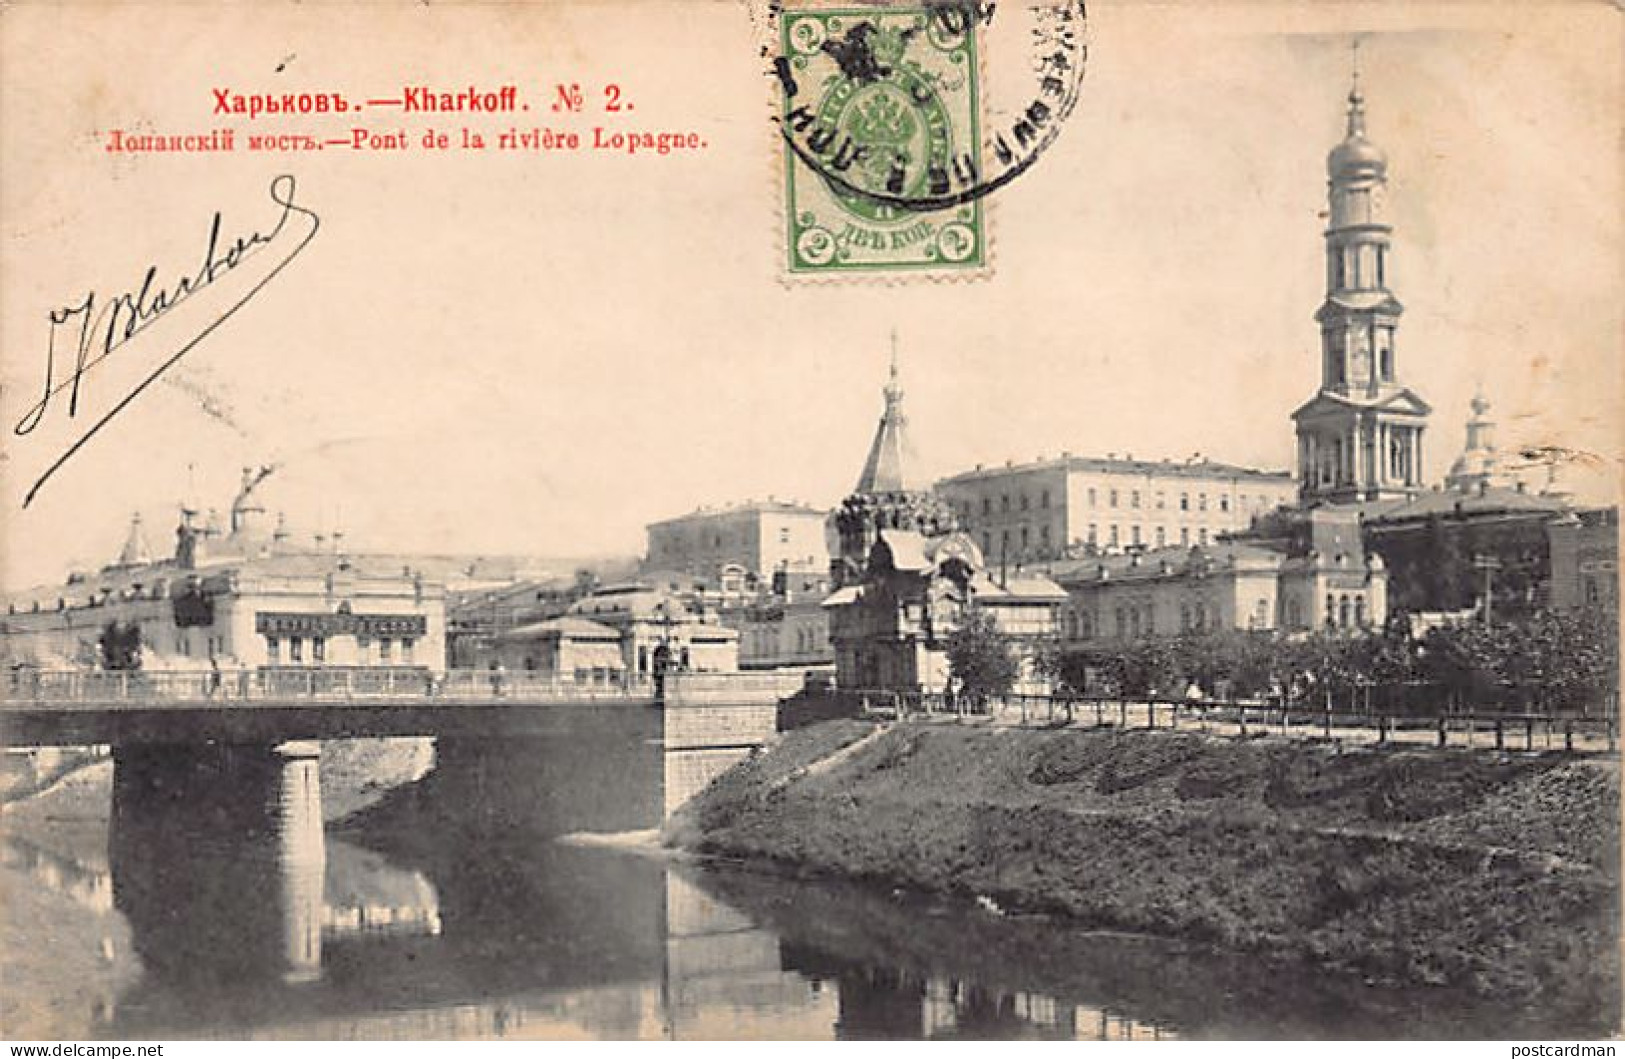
671, 721, 1620, 1019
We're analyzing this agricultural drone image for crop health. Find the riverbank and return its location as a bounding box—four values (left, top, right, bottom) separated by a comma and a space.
667, 720, 1621, 1029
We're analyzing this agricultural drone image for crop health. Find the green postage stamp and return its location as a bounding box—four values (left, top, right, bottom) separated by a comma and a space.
777, 6, 986, 276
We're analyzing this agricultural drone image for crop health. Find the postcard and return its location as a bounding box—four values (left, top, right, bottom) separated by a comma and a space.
1, 0, 1618, 1044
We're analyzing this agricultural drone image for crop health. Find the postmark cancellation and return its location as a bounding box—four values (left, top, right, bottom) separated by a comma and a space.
777, 5, 987, 276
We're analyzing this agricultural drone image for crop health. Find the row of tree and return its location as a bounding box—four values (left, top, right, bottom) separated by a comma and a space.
945, 607, 1618, 716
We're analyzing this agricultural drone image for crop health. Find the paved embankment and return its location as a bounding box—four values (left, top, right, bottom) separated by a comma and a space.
667, 720, 1620, 1024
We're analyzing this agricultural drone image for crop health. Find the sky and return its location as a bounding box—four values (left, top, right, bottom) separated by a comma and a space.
2, 1, 1619, 589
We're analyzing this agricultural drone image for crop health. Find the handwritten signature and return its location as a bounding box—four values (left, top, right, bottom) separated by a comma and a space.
13, 174, 320, 507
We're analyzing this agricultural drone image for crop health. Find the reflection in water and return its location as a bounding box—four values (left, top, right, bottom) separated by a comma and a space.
2, 835, 115, 915
109, 742, 327, 986
4, 741, 1608, 1040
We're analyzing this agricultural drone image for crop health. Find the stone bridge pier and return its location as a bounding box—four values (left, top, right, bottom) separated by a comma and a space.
109, 740, 326, 986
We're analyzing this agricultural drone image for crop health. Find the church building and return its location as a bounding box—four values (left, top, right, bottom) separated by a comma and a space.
1291, 73, 1431, 504
823, 353, 1065, 693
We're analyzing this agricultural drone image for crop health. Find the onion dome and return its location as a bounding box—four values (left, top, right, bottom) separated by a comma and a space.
1327, 84, 1387, 178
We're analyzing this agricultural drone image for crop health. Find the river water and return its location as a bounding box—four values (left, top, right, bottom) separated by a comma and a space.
0, 755, 1593, 1041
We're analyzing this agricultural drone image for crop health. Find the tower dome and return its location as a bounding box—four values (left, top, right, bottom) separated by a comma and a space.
1326, 85, 1387, 178
1445, 388, 1510, 494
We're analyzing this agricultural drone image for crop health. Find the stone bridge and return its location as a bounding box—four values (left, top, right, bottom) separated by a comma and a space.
1, 669, 799, 986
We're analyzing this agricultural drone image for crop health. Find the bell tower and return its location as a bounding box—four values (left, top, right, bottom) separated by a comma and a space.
1292, 51, 1431, 504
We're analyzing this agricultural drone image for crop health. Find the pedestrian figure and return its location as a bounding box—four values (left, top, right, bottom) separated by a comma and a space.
208, 656, 222, 699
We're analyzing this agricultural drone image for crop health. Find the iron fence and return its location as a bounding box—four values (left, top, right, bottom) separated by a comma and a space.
835, 689, 1618, 755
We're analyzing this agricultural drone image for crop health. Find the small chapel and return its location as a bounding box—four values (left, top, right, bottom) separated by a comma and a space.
822, 351, 1065, 693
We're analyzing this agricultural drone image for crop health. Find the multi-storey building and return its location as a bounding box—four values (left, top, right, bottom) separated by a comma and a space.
643, 501, 830, 583
1044, 508, 1388, 644
730, 597, 834, 671
1548, 508, 1619, 614
2, 470, 446, 673
935, 456, 1296, 564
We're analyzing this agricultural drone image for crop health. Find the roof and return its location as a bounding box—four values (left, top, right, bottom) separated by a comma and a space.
4, 550, 443, 612
498, 617, 622, 642
568, 587, 692, 621
1290, 387, 1431, 421
936, 455, 1293, 486
971, 574, 1068, 603
646, 500, 828, 528
855, 373, 920, 495
1358, 485, 1573, 526
1041, 542, 1286, 586
874, 529, 931, 572
821, 586, 864, 608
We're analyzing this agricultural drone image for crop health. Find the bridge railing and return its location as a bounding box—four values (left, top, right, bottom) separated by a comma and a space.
2, 668, 654, 704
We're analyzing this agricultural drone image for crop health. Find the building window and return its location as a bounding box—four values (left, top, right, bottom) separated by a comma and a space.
1198, 493, 1208, 511
982, 497, 991, 516
1131, 525, 1142, 547
402, 638, 415, 664
1088, 488, 1097, 507
290, 636, 303, 663
1220, 496, 1230, 513
983, 532, 993, 554
1198, 528, 1209, 546
1325, 594, 1337, 627
1040, 524, 1051, 546
1020, 526, 1030, 551
312, 636, 326, 663
1143, 604, 1155, 635
1131, 490, 1141, 508
1020, 493, 1029, 511
1001, 494, 1010, 512
1155, 526, 1166, 548
1087, 524, 1098, 544
266, 636, 280, 664
379, 638, 393, 663
1115, 607, 1125, 637
1181, 527, 1190, 546
1109, 489, 1119, 508
1040, 490, 1051, 509
1180, 604, 1190, 631
1339, 595, 1352, 629
1109, 525, 1119, 547
1353, 597, 1365, 628
1156, 492, 1165, 509
779, 527, 790, 544
1180, 493, 1189, 511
